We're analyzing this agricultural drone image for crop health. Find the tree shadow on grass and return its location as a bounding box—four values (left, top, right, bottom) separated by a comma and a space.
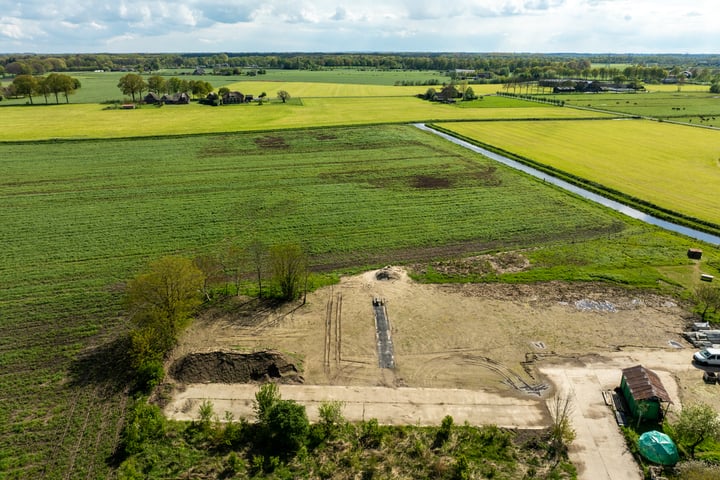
68, 335, 135, 394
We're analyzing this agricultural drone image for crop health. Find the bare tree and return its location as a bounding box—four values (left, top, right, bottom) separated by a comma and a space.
248, 239, 267, 298
548, 392, 576, 460
193, 253, 224, 301
269, 242, 307, 301
220, 242, 244, 296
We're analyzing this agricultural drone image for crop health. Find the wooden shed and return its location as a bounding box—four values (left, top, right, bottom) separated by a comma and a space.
688, 248, 703, 260
620, 365, 672, 421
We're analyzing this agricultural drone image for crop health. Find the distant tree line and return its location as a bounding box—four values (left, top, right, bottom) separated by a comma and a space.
3, 53, 720, 81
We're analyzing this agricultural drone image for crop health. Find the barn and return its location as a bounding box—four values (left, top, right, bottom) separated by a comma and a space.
620, 365, 673, 422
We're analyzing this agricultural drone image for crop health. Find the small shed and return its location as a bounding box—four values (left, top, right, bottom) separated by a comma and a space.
688, 248, 703, 260
620, 365, 672, 421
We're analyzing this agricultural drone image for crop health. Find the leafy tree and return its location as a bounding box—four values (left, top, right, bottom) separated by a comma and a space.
672, 403, 720, 458
269, 243, 307, 301
37, 76, 52, 104
167, 77, 188, 94
277, 90, 290, 103
711, 82, 720, 94
12, 74, 38, 104
125, 256, 204, 374
5, 61, 30, 75
189, 80, 213, 99
44, 73, 76, 104
118, 73, 147, 102
694, 284, 720, 321
126, 256, 205, 330
59, 75, 80, 103
147, 75, 167, 94
463, 86, 476, 100
424, 87, 437, 100
218, 86, 230, 98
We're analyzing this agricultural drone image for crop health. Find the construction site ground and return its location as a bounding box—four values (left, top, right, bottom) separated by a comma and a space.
163, 267, 717, 479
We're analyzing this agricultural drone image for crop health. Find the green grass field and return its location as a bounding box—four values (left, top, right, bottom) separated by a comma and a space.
547, 90, 720, 126
0, 95, 610, 141
434, 119, 720, 227
0, 69, 454, 105
2, 123, 715, 478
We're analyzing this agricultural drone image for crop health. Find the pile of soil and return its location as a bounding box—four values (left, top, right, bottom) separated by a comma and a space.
169, 350, 303, 384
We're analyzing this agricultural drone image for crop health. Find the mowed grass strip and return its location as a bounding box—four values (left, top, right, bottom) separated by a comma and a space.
0, 95, 609, 141
436, 119, 720, 226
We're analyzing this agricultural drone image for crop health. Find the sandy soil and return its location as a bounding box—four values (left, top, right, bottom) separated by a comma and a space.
169, 266, 689, 394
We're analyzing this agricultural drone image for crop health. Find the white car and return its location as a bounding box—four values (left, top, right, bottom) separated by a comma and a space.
693, 348, 720, 366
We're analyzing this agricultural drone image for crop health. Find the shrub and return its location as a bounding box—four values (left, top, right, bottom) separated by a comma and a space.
265, 400, 310, 455
135, 359, 164, 393
121, 400, 166, 455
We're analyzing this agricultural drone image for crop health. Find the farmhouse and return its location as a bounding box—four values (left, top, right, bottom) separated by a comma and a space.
222, 91, 245, 104
435, 85, 461, 103
143, 92, 161, 104
619, 365, 672, 421
161, 92, 190, 104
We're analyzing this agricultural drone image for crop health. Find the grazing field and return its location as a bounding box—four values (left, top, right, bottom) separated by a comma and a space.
435, 119, 720, 228
549, 91, 720, 125
0, 95, 610, 141
1, 124, 716, 478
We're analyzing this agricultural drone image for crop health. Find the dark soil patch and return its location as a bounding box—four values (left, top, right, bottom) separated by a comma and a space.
412, 175, 452, 189
255, 136, 290, 149
314, 133, 338, 141
170, 350, 303, 384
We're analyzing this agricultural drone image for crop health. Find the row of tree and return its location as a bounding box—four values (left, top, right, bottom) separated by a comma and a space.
117, 73, 214, 102
1, 73, 80, 104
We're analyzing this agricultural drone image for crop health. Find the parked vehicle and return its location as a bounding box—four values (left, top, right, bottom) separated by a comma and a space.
693, 348, 720, 366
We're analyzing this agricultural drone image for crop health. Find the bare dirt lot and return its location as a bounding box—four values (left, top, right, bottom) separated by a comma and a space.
167, 266, 690, 395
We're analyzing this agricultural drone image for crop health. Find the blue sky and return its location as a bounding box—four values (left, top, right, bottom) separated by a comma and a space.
0, 0, 716, 54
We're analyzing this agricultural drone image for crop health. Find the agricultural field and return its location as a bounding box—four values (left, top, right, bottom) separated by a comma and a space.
546, 90, 720, 126
165, 67, 455, 86
0, 94, 610, 141
435, 119, 720, 229
3, 122, 717, 478
0, 68, 454, 106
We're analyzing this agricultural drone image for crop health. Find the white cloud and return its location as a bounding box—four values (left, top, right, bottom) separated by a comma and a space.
0, 0, 717, 53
